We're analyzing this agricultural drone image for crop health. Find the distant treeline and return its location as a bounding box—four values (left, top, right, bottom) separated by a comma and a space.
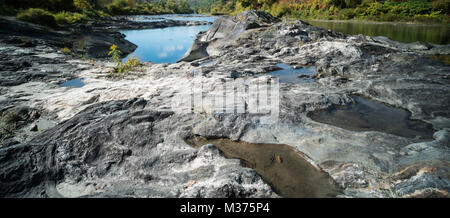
191, 0, 450, 23
0, 0, 193, 15
1, 0, 448, 23
0, 0, 194, 26
189, 0, 236, 14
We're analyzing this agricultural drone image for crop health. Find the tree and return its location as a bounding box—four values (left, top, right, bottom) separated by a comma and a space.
238, 0, 259, 8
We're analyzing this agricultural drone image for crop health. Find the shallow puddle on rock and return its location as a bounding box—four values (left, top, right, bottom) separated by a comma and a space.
60, 78, 85, 88
185, 137, 342, 198
199, 60, 217, 66
308, 95, 434, 139
265, 63, 316, 84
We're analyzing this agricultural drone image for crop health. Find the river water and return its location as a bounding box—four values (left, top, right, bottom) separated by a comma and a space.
120, 15, 215, 63
309, 20, 450, 45
120, 15, 449, 64
307, 95, 435, 139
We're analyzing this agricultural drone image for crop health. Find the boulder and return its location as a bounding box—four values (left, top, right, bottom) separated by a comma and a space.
179, 10, 280, 62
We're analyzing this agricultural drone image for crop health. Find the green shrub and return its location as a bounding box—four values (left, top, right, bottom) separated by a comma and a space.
81, 8, 107, 18
73, 0, 94, 11
54, 11, 87, 25
378, 13, 401, 21
269, 2, 291, 17
345, 0, 362, 8
330, 0, 347, 8
341, 8, 356, 18
17, 8, 57, 27
4, 0, 75, 12
61, 47, 72, 55
108, 44, 143, 79
432, 0, 450, 14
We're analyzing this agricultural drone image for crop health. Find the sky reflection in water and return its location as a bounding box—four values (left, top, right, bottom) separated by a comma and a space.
120, 15, 215, 63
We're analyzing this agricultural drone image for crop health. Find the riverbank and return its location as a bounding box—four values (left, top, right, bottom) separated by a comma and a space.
305, 19, 450, 44
307, 19, 450, 27
197, 0, 450, 24
0, 11, 449, 198
0, 15, 211, 59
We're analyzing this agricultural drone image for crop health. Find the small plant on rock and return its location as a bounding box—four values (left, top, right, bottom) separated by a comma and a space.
108, 44, 122, 63
61, 47, 71, 55
0, 112, 20, 143
108, 44, 143, 79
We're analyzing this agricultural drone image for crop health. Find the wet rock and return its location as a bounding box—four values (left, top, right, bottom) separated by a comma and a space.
180, 10, 279, 62
178, 34, 210, 62
76, 16, 212, 31
186, 137, 342, 197
30, 124, 38, 132
1, 11, 449, 198
0, 99, 276, 197
0, 16, 136, 59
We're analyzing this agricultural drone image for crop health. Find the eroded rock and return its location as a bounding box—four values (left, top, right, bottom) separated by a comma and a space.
0, 11, 449, 198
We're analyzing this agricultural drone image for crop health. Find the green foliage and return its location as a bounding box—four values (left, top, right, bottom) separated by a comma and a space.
101, 0, 193, 15
330, 0, 346, 8
17, 8, 57, 27
208, 0, 236, 14
269, 2, 291, 17
4, 0, 76, 11
16, 7, 89, 27
345, 0, 362, 8
108, 44, 143, 79
74, 0, 94, 11
340, 8, 356, 19
108, 44, 122, 62
61, 47, 72, 55
432, 0, 450, 14
54, 11, 87, 25
5, 0, 449, 23
223, 0, 449, 23
3, 0, 190, 18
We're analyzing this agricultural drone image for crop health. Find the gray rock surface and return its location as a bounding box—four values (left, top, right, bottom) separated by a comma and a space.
0, 15, 211, 59
180, 10, 281, 61
0, 98, 277, 197
0, 11, 449, 198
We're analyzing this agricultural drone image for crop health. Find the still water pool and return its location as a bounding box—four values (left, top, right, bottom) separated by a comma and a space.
60, 78, 85, 88
120, 15, 215, 63
308, 95, 435, 139
185, 136, 342, 198
266, 63, 317, 84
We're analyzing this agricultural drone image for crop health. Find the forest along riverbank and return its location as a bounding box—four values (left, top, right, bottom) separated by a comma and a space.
308, 19, 450, 45
0, 10, 449, 198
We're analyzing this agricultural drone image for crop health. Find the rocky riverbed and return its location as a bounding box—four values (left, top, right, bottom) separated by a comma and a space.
0, 11, 449, 198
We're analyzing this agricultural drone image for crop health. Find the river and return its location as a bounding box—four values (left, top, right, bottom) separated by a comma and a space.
308, 20, 450, 45
120, 15, 449, 64
120, 15, 215, 63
